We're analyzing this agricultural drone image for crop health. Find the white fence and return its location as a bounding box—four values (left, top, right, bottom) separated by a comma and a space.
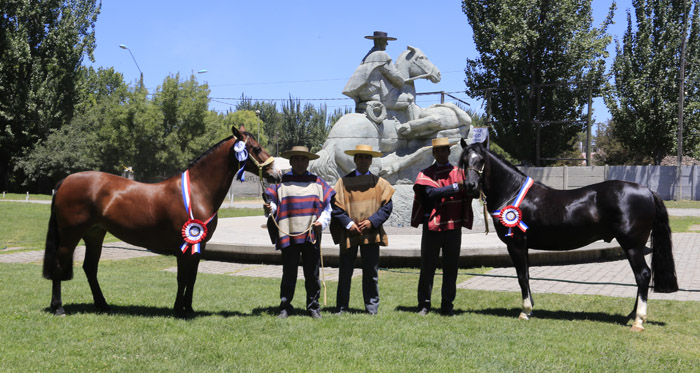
519, 165, 699, 200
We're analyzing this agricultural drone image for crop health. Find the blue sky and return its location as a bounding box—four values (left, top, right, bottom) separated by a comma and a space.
87, 0, 632, 123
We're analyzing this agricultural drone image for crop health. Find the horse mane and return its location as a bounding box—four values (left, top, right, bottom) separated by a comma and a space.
187, 135, 235, 168
481, 144, 527, 178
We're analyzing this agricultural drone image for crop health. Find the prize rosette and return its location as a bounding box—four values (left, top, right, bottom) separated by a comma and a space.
498, 205, 522, 228
181, 219, 208, 254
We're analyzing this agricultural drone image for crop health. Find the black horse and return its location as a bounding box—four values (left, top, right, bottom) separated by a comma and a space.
459, 140, 678, 331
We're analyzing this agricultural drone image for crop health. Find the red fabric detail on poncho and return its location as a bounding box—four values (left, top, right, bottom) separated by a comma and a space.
410, 164, 473, 231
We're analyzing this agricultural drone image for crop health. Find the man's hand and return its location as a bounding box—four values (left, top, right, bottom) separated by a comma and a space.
357, 219, 373, 232
312, 220, 322, 228
349, 223, 362, 235
263, 202, 271, 215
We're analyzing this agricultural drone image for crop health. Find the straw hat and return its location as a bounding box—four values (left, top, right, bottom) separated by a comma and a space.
431, 137, 452, 148
344, 144, 383, 157
280, 145, 319, 160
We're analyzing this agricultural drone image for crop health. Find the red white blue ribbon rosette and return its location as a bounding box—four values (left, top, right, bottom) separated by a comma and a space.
491, 177, 534, 237
498, 205, 523, 228
181, 218, 208, 253
180, 170, 215, 254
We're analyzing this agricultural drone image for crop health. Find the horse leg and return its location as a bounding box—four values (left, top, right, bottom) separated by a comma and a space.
82, 226, 110, 312
623, 246, 651, 332
507, 242, 533, 320
50, 279, 65, 316
182, 255, 201, 314
48, 236, 82, 316
174, 253, 200, 317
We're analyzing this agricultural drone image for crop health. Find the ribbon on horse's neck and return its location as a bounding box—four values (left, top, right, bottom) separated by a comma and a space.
491, 177, 534, 237
180, 170, 217, 255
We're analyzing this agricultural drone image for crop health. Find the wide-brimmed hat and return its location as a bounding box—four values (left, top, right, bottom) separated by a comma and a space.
365, 31, 396, 41
431, 137, 453, 148
344, 144, 383, 157
280, 145, 319, 160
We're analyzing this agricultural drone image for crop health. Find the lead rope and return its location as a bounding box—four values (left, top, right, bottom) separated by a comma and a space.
480, 190, 489, 235
318, 227, 326, 305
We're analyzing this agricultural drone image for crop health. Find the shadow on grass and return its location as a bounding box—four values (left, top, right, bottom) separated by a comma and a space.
45, 303, 248, 319
394, 304, 666, 327
468, 307, 667, 327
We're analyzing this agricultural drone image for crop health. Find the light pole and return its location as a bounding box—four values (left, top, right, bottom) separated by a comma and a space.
255, 109, 261, 142
119, 44, 143, 89
256, 109, 261, 195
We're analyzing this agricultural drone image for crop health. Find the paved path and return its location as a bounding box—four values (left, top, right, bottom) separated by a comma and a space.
3, 200, 698, 301
458, 233, 700, 302
3, 233, 698, 301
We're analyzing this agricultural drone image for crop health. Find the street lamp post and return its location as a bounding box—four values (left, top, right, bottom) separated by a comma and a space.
256, 109, 261, 195
119, 44, 143, 89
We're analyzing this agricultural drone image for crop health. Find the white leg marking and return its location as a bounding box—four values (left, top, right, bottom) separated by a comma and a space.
519, 296, 533, 320
631, 295, 647, 332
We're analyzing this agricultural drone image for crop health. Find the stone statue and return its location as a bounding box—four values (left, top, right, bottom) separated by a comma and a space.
310, 31, 474, 189
343, 31, 410, 114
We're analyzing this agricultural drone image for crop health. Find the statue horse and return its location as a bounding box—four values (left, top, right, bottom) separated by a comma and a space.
43, 126, 280, 317
311, 46, 471, 182
458, 141, 678, 331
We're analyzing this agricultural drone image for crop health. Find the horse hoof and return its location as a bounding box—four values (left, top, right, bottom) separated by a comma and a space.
518, 312, 530, 320
630, 324, 645, 332
53, 307, 66, 317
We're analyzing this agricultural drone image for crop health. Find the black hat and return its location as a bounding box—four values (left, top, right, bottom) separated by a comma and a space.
364, 31, 397, 41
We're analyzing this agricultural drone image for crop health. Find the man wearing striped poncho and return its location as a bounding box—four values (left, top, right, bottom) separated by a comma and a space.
264, 146, 335, 319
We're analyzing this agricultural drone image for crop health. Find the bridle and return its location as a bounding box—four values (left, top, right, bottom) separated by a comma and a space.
464, 158, 489, 234
241, 135, 275, 185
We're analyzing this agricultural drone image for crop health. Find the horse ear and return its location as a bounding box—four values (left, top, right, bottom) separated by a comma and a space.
460, 138, 467, 149
231, 126, 243, 140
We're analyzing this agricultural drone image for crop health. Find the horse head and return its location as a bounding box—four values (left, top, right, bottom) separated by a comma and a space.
459, 139, 489, 198
232, 126, 281, 182
396, 46, 441, 83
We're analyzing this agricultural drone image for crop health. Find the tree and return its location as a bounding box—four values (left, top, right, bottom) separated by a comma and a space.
0, 0, 100, 190
279, 97, 329, 153
15, 67, 128, 191
593, 119, 650, 165
235, 97, 280, 151
463, 0, 614, 165
605, 0, 700, 164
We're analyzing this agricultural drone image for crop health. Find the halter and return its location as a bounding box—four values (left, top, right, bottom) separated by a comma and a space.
464, 163, 489, 234
234, 136, 275, 186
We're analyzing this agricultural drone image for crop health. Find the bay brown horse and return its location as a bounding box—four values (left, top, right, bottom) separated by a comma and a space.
43, 126, 280, 317
459, 140, 678, 331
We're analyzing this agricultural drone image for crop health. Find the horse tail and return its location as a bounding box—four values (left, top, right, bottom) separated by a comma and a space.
43, 179, 72, 281
650, 192, 678, 293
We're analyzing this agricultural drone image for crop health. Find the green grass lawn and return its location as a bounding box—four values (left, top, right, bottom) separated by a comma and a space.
2, 197, 700, 370
1, 256, 698, 371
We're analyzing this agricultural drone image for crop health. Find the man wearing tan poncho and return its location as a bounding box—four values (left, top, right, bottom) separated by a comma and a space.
331, 145, 394, 315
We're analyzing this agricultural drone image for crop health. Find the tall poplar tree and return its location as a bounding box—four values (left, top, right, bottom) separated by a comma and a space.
463, 0, 614, 164
0, 0, 100, 190
605, 0, 700, 164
